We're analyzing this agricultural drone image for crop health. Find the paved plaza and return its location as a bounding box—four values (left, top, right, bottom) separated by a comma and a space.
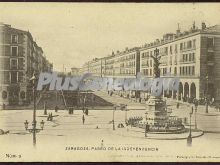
1, 95, 220, 161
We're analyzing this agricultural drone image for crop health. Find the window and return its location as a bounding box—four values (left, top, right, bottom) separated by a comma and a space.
192, 66, 195, 75
164, 47, 168, 55
10, 59, 17, 69
180, 67, 182, 75
11, 46, 18, 56
187, 40, 192, 49
208, 66, 214, 76
170, 46, 173, 54
11, 71, 18, 83
180, 43, 183, 50
189, 53, 191, 61
2, 91, 7, 99
193, 39, 196, 48
20, 91, 25, 99
207, 37, 214, 48
185, 54, 188, 61
175, 44, 178, 53
174, 67, 177, 75
192, 53, 195, 61
11, 35, 18, 43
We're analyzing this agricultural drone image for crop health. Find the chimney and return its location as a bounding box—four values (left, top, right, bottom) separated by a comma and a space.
176, 23, 181, 36
202, 22, 206, 30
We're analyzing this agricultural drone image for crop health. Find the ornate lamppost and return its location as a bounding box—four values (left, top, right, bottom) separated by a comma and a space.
24, 73, 45, 147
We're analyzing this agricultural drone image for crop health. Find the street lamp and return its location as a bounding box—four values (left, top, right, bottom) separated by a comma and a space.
145, 124, 149, 137
187, 107, 193, 146
194, 102, 198, 130
206, 75, 209, 113
24, 120, 45, 132
24, 72, 45, 147
113, 105, 117, 130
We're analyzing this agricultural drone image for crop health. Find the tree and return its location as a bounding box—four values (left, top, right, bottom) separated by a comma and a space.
150, 48, 161, 78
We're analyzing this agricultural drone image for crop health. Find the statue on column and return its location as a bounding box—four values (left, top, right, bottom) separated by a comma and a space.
150, 48, 161, 79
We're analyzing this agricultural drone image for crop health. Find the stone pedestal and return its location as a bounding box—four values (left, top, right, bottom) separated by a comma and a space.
139, 95, 184, 133
144, 96, 168, 126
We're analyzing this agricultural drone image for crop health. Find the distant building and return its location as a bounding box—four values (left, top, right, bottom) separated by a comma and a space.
70, 67, 80, 76
0, 23, 53, 108
104, 48, 140, 78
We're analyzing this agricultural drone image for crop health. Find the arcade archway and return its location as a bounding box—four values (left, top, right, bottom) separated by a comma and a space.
178, 82, 183, 100
184, 82, 189, 102
190, 83, 196, 99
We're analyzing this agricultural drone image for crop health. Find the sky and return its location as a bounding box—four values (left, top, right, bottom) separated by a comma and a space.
0, 3, 220, 72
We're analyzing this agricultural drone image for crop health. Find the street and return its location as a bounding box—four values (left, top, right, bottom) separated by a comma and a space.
1, 97, 220, 161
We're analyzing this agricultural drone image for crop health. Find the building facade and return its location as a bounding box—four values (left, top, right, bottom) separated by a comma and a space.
88, 58, 104, 77
79, 22, 220, 102
104, 48, 140, 79
140, 23, 220, 102
0, 23, 53, 108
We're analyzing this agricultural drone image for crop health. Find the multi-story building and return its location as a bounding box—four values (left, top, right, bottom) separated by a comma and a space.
140, 22, 220, 102
79, 22, 220, 102
88, 58, 104, 77
79, 62, 89, 74
104, 47, 140, 78
0, 23, 53, 108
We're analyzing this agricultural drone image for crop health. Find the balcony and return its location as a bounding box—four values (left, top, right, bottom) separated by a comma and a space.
141, 64, 149, 67
179, 59, 195, 64
180, 47, 196, 53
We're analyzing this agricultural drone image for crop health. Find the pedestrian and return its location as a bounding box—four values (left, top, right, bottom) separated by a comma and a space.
82, 115, 85, 125
50, 113, 53, 121
55, 105, 59, 112
176, 102, 179, 109
85, 108, 89, 115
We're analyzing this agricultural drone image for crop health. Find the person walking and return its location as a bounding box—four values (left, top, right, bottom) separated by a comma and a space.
82, 115, 85, 125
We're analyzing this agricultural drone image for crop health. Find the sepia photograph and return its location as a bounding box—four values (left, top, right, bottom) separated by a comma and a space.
0, 2, 220, 162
